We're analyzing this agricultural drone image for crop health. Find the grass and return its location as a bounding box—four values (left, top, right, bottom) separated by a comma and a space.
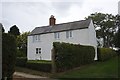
15, 56, 119, 79
27, 60, 51, 64
52, 56, 119, 78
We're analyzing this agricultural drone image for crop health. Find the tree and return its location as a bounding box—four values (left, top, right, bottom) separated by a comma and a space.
85, 12, 116, 48
16, 32, 30, 57
0, 23, 5, 33
8, 25, 20, 37
114, 15, 120, 50
2, 33, 16, 79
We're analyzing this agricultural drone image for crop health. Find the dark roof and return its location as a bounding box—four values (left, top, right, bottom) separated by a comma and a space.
29, 19, 91, 35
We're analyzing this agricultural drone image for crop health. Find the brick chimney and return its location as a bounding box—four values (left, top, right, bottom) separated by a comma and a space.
49, 15, 56, 26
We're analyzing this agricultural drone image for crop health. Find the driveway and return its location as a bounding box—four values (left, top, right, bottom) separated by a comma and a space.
13, 71, 48, 80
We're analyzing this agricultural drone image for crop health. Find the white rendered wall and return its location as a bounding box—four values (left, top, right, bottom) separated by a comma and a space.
88, 20, 98, 60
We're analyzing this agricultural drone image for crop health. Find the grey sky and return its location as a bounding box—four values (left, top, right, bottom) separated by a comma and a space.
0, 0, 119, 33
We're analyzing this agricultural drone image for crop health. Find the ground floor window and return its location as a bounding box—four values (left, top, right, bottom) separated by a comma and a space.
36, 48, 41, 54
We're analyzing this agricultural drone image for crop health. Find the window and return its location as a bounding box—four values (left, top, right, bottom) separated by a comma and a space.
36, 48, 41, 54
33, 35, 40, 42
54, 32, 60, 39
66, 31, 72, 38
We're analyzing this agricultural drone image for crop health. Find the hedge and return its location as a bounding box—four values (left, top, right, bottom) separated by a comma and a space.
16, 57, 52, 72
53, 42, 95, 72
26, 61, 52, 72
16, 57, 27, 67
97, 48, 117, 61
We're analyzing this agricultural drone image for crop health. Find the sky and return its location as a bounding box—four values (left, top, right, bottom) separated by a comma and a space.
0, 0, 120, 33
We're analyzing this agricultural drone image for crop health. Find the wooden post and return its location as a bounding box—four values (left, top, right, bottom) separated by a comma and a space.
51, 48, 56, 74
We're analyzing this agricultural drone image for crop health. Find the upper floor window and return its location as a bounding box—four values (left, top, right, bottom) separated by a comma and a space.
33, 35, 40, 42
54, 32, 60, 39
66, 31, 72, 38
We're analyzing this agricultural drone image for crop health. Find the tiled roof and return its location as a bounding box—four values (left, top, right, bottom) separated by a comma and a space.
29, 19, 91, 35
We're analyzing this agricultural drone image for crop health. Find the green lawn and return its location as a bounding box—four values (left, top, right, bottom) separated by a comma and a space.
53, 56, 119, 78
27, 60, 51, 64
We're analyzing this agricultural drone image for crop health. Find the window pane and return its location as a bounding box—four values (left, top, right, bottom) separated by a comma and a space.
36, 48, 38, 54
66, 31, 69, 38
38, 35, 40, 41
39, 48, 41, 54
70, 31, 72, 37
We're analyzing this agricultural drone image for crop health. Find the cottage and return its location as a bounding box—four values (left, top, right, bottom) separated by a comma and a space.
27, 15, 97, 60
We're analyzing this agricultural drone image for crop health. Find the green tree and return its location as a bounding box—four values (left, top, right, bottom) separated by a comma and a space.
2, 33, 16, 79
8, 25, 20, 37
16, 32, 30, 57
0, 23, 5, 33
85, 12, 116, 48
114, 15, 120, 50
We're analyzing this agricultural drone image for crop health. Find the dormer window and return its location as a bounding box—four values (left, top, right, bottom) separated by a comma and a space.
33, 35, 40, 42
66, 31, 72, 38
54, 32, 60, 39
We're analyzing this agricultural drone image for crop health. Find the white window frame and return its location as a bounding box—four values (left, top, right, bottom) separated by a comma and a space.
66, 30, 72, 38
33, 35, 40, 42
54, 32, 60, 39
36, 48, 41, 54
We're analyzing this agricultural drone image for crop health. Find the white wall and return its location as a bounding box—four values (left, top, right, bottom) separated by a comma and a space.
28, 20, 97, 60
88, 20, 97, 60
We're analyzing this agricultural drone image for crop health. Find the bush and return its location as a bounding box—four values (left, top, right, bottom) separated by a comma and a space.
16, 57, 27, 67
53, 42, 95, 72
16, 58, 52, 72
26, 60, 52, 72
2, 33, 17, 79
97, 48, 117, 61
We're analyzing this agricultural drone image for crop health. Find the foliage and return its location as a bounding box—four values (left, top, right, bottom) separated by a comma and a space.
53, 42, 95, 72
53, 56, 118, 78
0, 23, 5, 33
85, 12, 116, 48
16, 32, 30, 57
114, 15, 120, 50
26, 61, 52, 72
8, 25, 20, 37
16, 57, 27, 67
97, 48, 117, 61
2, 33, 17, 79
15, 58, 52, 72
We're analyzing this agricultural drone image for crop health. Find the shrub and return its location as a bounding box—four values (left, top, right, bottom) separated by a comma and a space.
53, 42, 95, 72
16, 57, 27, 67
97, 48, 117, 61
16, 58, 52, 72
26, 60, 52, 72
2, 33, 16, 79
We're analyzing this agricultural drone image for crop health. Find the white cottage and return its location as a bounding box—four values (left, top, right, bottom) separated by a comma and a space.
27, 15, 97, 60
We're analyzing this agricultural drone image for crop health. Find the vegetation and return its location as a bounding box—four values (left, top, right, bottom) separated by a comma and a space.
16, 32, 30, 57
97, 48, 117, 61
85, 12, 116, 48
53, 42, 95, 72
53, 56, 118, 78
15, 57, 52, 72
2, 33, 17, 79
8, 25, 20, 37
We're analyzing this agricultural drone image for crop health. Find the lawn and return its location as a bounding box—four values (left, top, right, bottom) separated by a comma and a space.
53, 56, 119, 78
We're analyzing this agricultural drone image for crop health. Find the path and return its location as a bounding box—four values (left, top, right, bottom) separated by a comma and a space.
13, 71, 48, 79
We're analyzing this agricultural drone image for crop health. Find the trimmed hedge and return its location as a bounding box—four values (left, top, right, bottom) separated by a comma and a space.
16, 57, 52, 72
16, 57, 27, 67
53, 42, 95, 72
26, 61, 51, 72
97, 48, 117, 61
